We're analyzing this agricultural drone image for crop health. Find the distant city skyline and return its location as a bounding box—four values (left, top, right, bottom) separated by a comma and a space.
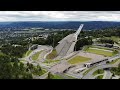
0, 11, 120, 21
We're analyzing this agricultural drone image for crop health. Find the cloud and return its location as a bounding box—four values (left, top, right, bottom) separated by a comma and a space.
0, 11, 120, 21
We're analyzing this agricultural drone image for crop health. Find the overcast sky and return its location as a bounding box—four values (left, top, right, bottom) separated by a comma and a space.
0, 11, 120, 21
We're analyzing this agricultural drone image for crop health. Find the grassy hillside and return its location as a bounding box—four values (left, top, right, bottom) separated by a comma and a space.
46, 49, 57, 59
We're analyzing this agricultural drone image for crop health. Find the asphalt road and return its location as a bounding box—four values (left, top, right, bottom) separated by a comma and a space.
103, 70, 112, 79
21, 45, 52, 62
82, 59, 120, 79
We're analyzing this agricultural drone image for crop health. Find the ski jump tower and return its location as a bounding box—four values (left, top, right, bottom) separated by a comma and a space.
55, 24, 84, 57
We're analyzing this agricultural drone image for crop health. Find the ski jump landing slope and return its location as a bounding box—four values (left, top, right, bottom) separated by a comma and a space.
55, 24, 84, 57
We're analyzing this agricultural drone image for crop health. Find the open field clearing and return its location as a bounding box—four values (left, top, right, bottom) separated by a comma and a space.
86, 48, 113, 56
84, 46, 118, 56
46, 49, 57, 59
43, 59, 60, 64
23, 50, 32, 57
68, 56, 91, 64
32, 50, 43, 60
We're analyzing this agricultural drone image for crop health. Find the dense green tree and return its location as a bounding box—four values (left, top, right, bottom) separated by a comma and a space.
111, 63, 120, 75
1, 45, 27, 58
75, 37, 93, 51
98, 38, 114, 44
0, 55, 35, 79
37, 64, 42, 71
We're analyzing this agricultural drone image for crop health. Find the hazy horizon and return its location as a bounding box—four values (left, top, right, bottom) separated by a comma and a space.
0, 11, 120, 22
1, 20, 120, 22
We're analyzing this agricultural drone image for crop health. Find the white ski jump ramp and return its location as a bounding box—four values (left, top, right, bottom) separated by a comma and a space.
55, 24, 84, 57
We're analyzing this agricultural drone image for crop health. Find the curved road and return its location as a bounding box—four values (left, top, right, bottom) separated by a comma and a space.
103, 70, 112, 79
21, 45, 52, 61
82, 60, 120, 79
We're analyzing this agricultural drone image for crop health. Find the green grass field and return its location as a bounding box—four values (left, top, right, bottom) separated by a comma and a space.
32, 50, 43, 60
26, 50, 32, 56
46, 49, 57, 59
43, 59, 60, 64
53, 75, 64, 79
83, 45, 114, 51
47, 74, 64, 79
87, 48, 114, 56
92, 69, 104, 76
68, 56, 91, 64
83, 45, 118, 56
23, 50, 32, 57
65, 74, 78, 79
90, 45, 114, 51
20, 59, 26, 63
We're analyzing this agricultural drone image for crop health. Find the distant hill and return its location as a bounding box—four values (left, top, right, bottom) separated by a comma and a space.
0, 21, 120, 30
0, 22, 12, 25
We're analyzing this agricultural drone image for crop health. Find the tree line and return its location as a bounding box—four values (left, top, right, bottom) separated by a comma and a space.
31, 30, 93, 51
0, 44, 28, 58
0, 54, 44, 79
